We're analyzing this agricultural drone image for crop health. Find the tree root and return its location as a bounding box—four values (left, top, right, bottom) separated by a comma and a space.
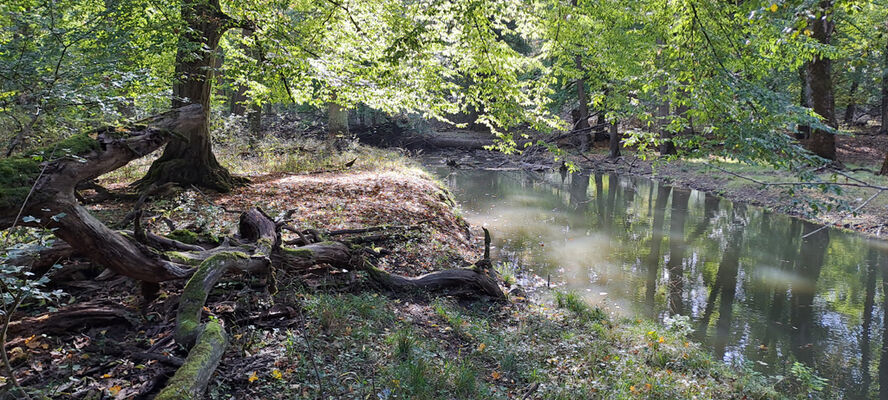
0, 108, 507, 397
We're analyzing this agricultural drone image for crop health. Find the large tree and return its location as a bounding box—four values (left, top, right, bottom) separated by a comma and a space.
135, 0, 248, 191
804, 0, 838, 160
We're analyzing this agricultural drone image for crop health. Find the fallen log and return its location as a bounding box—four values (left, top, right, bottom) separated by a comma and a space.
6, 301, 135, 337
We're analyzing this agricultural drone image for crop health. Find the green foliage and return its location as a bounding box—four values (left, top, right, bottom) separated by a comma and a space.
554, 290, 606, 323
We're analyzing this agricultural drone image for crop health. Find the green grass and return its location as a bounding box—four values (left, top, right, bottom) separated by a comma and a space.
553, 290, 606, 323
206, 285, 791, 400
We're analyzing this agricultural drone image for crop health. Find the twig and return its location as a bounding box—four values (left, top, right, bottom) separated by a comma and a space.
705, 163, 888, 191
801, 189, 884, 239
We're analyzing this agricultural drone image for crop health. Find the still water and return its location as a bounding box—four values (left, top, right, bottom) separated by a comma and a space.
436, 167, 888, 398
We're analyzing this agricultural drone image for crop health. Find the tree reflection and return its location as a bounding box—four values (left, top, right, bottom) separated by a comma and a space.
666, 189, 690, 315
645, 184, 671, 316
696, 205, 745, 359
790, 221, 828, 365
858, 248, 877, 398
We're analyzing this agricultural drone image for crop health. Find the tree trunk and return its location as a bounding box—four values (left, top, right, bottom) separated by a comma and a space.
0, 106, 206, 281
843, 78, 859, 125
135, 0, 244, 192
804, 0, 837, 160
882, 25, 888, 134
608, 121, 620, 159
574, 56, 591, 152
328, 102, 350, 144
797, 65, 811, 140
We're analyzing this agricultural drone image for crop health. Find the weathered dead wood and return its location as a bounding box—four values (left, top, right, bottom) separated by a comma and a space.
6, 301, 135, 337
1, 105, 205, 282
362, 263, 505, 299
158, 208, 275, 399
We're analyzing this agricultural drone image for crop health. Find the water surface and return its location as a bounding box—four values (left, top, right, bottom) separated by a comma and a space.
436, 168, 887, 398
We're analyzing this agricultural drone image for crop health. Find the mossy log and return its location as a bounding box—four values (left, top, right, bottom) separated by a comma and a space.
0, 108, 506, 396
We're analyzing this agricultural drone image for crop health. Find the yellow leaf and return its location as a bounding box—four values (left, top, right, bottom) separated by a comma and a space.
630, 385, 637, 393
804, 29, 813, 36
108, 385, 122, 395
101, 373, 113, 379
477, 343, 486, 352
491, 371, 501, 380
769, 3, 778, 12
248, 371, 259, 383
271, 369, 283, 380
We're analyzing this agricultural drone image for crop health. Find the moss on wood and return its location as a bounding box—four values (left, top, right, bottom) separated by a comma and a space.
155, 320, 228, 400
0, 134, 101, 209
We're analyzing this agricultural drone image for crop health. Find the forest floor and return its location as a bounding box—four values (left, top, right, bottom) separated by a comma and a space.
4, 141, 789, 399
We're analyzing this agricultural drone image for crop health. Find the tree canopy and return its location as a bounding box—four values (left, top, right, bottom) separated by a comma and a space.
2, 0, 886, 168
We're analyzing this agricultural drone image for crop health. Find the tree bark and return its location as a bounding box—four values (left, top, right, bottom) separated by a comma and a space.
843, 77, 859, 125
135, 0, 245, 192
797, 65, 811, 140
327, 102, 350, 144
804, 0, 837, 160
608, 121, 620, 159
574, 56, 591, 152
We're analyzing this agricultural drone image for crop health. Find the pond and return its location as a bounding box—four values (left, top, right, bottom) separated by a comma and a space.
434, 167, 887, 398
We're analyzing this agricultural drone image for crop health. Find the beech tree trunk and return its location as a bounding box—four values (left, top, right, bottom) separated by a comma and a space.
135, 0, 244, 192
804, 0, 837, 160
328, 102, 350, 144
574, 55, 591, 152
882, 26, 888, 134
608, 121, 620, 159
797, 65, 811, 140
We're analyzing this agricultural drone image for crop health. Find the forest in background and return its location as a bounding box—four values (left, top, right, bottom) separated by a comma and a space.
3, 0, 888, 398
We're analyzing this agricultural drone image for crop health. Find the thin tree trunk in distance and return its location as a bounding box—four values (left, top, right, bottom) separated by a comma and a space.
608, 121, 620, 159
882, 25, 888, 134
797, 65, 811, 140
843, 78, 859, 125
327, 102, 349, 144
575, 56, 591, 152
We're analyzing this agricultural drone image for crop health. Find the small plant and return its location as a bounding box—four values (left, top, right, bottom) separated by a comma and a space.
779, 362, 828, 396
449, 362, 478, 398
1, 227, 67, 400
554, 291, 606, 323
391, 328, 415, 360
493, 261, 517, 287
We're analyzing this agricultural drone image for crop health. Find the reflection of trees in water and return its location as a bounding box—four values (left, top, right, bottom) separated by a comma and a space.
858, 249, 877, 398
700, 205, 745, 360
568, 172, 590, 211
763, 219, 801, 367
666, 189, 690, 315
790, 222, 828, 365
879, 250, 888, 400
439, 169, 884, 396
645, 185, 671, 317
687, 194, 719, 242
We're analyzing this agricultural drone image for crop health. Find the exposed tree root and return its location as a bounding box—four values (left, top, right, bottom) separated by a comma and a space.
0, 107, 508, 398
